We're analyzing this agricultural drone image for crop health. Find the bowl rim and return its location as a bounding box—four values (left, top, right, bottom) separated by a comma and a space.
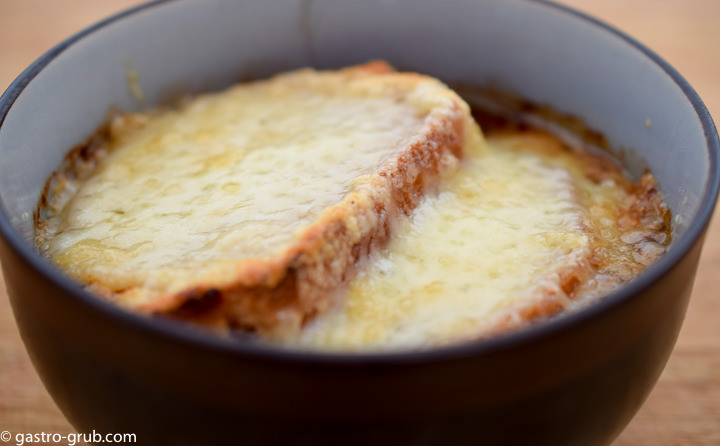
0, 0, 718, 365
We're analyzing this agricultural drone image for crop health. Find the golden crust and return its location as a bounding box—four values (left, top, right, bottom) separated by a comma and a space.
36, 65, 670, 348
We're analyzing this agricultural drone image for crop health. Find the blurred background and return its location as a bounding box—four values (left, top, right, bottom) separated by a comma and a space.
0, 1, 717, 444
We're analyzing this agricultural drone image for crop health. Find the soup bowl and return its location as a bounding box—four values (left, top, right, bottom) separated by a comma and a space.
0, 1, 718, 445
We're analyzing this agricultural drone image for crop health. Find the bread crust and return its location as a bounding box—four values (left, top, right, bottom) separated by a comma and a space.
36, 61, 476, 337
166, 100, 467, 335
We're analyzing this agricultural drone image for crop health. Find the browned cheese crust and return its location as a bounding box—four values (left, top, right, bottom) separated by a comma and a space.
36, 66, 671, 346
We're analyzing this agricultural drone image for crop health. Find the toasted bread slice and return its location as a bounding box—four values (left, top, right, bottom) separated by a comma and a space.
36, 61, 483, 336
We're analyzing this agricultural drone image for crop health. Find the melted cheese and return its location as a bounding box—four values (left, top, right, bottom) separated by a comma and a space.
37, 67, 669, 350
41, 70, 441, 301
291, 138, 592, 350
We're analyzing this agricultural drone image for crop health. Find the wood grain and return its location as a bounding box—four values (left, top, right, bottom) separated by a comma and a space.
0, 1, 718, 444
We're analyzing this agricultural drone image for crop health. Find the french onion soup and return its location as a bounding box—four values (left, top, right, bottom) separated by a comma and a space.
35, 62, 670, 351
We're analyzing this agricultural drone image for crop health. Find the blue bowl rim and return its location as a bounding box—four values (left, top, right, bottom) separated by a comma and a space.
0, 0, 718, 366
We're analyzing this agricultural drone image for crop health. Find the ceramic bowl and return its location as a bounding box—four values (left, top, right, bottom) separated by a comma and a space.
0, 1, 718, 445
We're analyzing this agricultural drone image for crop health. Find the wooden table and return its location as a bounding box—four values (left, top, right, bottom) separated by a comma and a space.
0, 1, 718, 444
